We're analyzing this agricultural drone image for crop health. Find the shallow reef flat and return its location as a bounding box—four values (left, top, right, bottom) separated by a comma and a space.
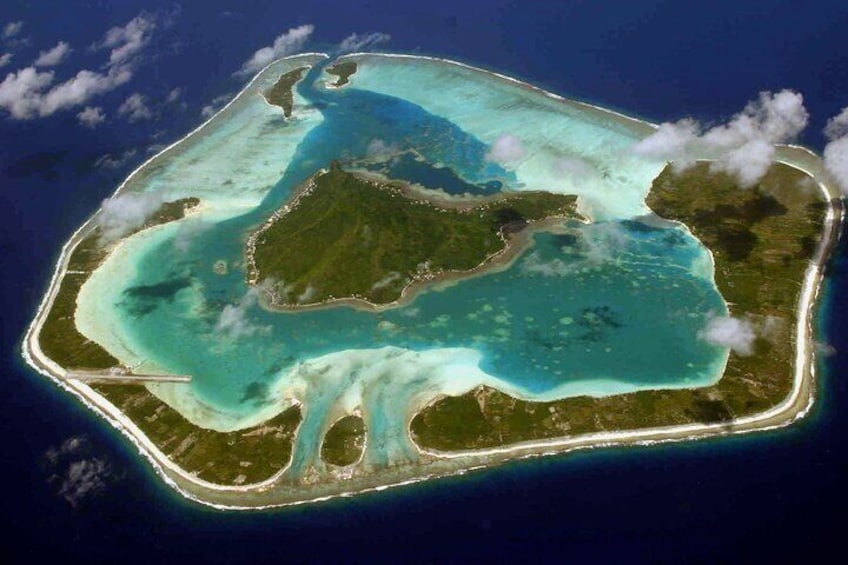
341, 53, 664, 220
23, 53, 842, 509
116, 54, 327, 214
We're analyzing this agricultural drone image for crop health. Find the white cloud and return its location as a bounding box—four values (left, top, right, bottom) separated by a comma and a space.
118, 92, 153, 121
57, 458, 111, 507
0, 66, 54, 118
96, 190, 164, 242
699, 315, 757, 356
216, 286, 270, 339
553, 156, 601, 183
44, 435, 115, 508
713, 138, 775, 188
296, 284, 316, 304
521, 222, 628, 277
200, 93, 231, 119
48, 66, 134, 116
485, 133, 526, 164
0, 14, 158, 120
824, 106, 848, 195
371, 272, 401, 291
521, 251, 574, 277
366, 138, 398, 159
708, 89, 807, 144
77, 105, 106, 127
824, 136, 848, 195
338, 32, 390, 53
0, 53, 11, 68
166, 86, 183, 103
3, 21, 23, 39
173, 218, 210, 252
35, 41, 71, 67
238, 24, 314, 76
816, 341, 836, 357
44, 435, 87, 465
825, 107, 848, 141
99, 13, 157, 67
632, 90, 809, 186
94, 149, 137, 169
631, 118, 700, 170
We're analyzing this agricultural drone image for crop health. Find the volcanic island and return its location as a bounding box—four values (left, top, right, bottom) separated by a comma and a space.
23, 53, 843, 509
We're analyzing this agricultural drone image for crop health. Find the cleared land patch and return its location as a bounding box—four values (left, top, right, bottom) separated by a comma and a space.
93, 384, 301, 485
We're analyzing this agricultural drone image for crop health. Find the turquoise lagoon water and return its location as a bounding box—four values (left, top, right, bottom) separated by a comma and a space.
76, 55, 728, 474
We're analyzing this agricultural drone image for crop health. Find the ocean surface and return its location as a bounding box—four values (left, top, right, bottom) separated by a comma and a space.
1, 0, 847, 561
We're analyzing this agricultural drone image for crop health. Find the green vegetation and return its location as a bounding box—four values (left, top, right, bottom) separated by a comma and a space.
263, 67, 307, 118
92, 384, 301, 485
39, 198, 199, 371
38, 193, 301, 487
250, 163, 580, 306
321, 415, 366, 466
326, 61, 357, 87
411, 162, 831, 451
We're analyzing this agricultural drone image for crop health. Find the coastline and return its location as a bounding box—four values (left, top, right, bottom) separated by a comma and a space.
20, 52, 844, 510
244, 167, 585, 314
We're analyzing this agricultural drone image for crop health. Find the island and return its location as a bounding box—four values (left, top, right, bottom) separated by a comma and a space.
22, 52, 843, 509
246, 161, 581, 308
263, 67, 307, 117
326, 61, 357, 87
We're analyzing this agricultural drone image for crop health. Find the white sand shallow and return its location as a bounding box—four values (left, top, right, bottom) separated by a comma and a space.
341, 53, 664, 221
71, 54, 327, 427
117, 54, 327, 213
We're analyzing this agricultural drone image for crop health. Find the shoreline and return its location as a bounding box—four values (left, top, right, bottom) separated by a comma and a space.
245, 167, 585, 314
20, 52, 844, 510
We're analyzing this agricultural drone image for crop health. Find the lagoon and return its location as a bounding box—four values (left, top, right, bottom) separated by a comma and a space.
74, 53, 728, 475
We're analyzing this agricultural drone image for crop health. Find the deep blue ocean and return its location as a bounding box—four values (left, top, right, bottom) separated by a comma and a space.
1, 0, 847, 561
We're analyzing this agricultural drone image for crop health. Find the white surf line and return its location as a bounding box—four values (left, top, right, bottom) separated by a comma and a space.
337, 52, 660, 134
263, 161, 838, 508
24, 152, 839, 510
20, 50, 844, 509
112, 52, 329, 202
218, 150, 835, 506
94, 154, 844, 510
